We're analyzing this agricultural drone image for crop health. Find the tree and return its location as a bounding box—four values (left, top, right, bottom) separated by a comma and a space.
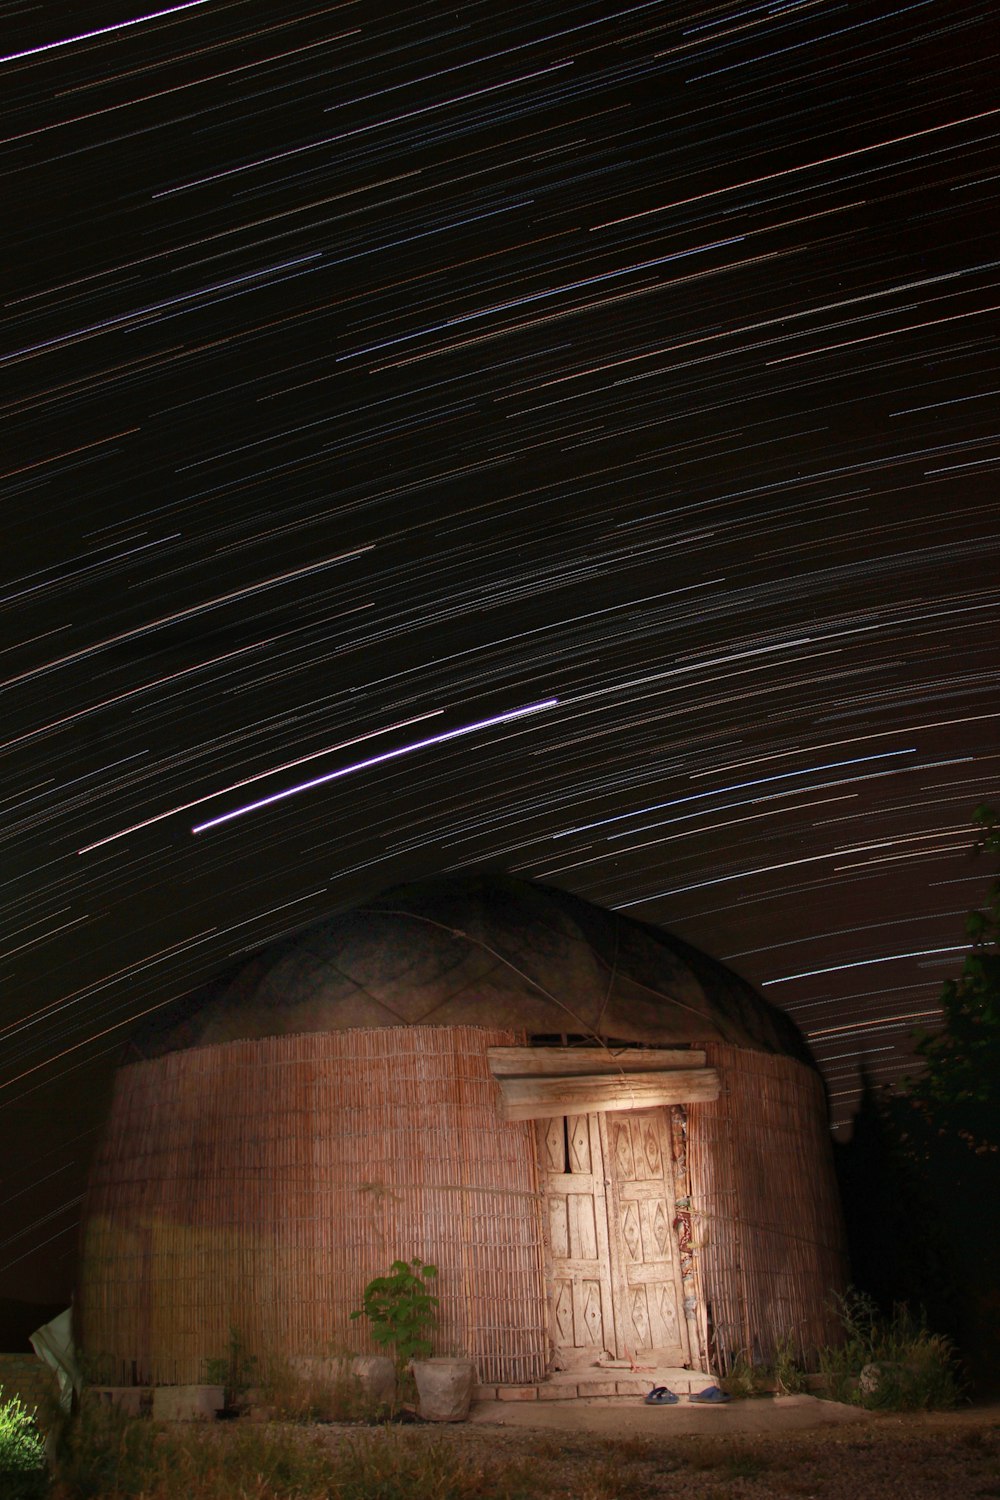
902, 804, 1000, 1155
836, 805, 1000, 1390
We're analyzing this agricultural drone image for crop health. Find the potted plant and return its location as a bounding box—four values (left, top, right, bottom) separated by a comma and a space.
351, 1258, 476, 1421
410, 1348, 478, 1423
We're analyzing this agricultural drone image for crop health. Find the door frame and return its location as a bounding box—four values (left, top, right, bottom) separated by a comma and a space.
535, 1106, 691, 1370
599, 1108, 691, 1367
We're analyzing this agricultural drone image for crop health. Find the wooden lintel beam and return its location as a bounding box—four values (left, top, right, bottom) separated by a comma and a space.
496, 1068, 720, 1121
486, 1046, 706, 1077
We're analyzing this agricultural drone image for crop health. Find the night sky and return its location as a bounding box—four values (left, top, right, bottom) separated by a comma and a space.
3, 0, 1000, 1308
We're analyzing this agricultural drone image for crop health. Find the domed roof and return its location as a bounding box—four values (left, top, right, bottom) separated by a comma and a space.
129, 873, 813, 1065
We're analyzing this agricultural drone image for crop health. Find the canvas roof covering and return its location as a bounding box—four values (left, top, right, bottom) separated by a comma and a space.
128, 873, 814, 1066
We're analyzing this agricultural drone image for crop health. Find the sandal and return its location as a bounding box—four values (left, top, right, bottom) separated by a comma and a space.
644, 1386, 679, 1404
688, 1385, 731, 1403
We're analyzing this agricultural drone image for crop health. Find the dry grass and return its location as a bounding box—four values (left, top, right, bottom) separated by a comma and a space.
40, 1402, 1000, 1500
47, 1404, 540, 1499
252, 1351, 389, 1425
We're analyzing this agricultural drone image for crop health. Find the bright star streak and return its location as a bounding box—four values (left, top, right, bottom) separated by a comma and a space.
763, 947, 971, 986
0, 0, 209, 65
808, 1010, 944, 1039
191, 700, 559, 834
76, 711, 444, 855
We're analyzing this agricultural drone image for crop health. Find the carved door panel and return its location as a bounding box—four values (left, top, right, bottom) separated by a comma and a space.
536, 1114, 615, 1368
602, 1110, 689, 1366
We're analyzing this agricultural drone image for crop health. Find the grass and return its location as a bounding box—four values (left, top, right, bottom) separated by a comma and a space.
42, 1409, 804, 1500
819, 1288, 965, 1410
46, 1402, 544, 1500
714, 1299, 960, 1411
717, 1332, 809, 1399
719, 1354, 770, 1399
773, 1333, 810, 1395
253, 1351, 392, 1425
36, 1399, 1000, 1500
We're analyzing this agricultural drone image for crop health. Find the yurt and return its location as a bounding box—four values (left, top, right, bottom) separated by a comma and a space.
78, 874, 846, 1390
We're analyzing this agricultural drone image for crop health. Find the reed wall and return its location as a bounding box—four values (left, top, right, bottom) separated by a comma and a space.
686, 1042, 847, 1372
79, 1026, 548, 1386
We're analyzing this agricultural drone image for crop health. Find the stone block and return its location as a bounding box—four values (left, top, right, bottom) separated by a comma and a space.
152, 1385, 225, 1421
496, 1385, 538, 1401
576, 1380, 618, 1397
473, 1385, 498, 1402
615, 1379, 651, 1395
538, 1383, 577, 1400
86, 1387, 149, 1417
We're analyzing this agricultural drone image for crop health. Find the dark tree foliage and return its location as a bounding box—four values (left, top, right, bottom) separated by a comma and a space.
901, 804, 1000, 1155
836, 806, 1000, 1390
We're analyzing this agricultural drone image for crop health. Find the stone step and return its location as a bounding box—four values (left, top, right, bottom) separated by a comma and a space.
474, 1370, 827, 1403
475, 1370, 712, 1402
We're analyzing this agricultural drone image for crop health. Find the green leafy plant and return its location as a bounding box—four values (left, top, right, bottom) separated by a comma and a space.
351, 1258, 438, 1366
203, 1326, 259, 1406
0, 1385, 47, 1498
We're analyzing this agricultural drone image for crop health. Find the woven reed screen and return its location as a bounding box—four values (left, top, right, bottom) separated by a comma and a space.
686, 1042, 847, 1372
79, 1026, 548, 1386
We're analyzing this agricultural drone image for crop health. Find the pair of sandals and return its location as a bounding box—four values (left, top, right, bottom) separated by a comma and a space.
644, 1384, 730, 1404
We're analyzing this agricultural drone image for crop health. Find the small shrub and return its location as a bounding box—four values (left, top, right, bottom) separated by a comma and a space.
820, 1288, 964, 1409
0, 1385, 47, 1498
719, 1354, 768, 1398
350, 1257, 438, 1367
203, 1326, 259, 1406
773, 1333, 809, 1395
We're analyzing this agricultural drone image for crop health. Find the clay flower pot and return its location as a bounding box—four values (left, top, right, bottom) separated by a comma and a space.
411, 1357, 476, 1421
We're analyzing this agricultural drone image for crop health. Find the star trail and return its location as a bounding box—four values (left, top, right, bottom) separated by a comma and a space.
2, 0, 999, 1303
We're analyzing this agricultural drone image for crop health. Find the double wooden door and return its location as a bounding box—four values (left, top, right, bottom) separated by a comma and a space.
536, 1108, 688, 1368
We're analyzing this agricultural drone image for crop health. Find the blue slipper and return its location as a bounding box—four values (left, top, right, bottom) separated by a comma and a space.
644, 1386, 679, 1404
689, 1385, 731, 1404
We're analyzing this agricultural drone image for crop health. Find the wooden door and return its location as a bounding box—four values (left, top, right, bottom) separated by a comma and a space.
602, 1109, 689, 1365
535, 1114, 615, 1367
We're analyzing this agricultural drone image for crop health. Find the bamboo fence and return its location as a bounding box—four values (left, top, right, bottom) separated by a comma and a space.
79, 1026, 549, 1386
686, 1041, 847, 1372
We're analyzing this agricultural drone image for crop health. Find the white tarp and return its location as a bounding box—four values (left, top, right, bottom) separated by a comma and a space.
29, 1306, 81, 1413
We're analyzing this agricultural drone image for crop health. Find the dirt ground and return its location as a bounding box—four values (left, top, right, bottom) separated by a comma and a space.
469, 1390, 876, 1437
336, 1395, 1000, 1499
